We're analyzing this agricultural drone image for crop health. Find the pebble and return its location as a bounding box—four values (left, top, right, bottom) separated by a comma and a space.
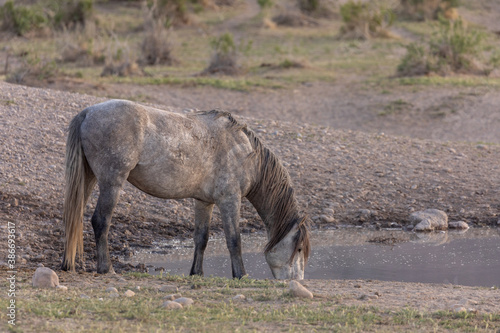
106, 287, 118, 293
174, 297, 194, 307
32, 267, 59, 288
323, 208, 335, 215
56, 285, 68, 292
80, 294, 90, 299
163, 293, 182, 301
448, 221, 469, 230
159, 285, 178, 293
319, 215, 335, 223
162, 301, 183, 309
232, 294, 246, 301
109, 292, 120, 298
289, 280, 313, 299
124, 290, 135, 297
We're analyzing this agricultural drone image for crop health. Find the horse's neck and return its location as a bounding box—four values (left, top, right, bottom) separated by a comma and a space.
247, 182, 300, 238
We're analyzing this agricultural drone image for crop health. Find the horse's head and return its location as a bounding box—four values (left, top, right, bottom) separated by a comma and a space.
264, 218, 310, 280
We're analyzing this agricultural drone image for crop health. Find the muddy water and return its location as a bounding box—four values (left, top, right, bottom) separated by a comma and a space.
123, 227, 500, 287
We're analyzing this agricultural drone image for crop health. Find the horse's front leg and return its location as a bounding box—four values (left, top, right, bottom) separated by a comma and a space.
92, 183, 123, 274
218, 197, 246, 278
190, 200, 214, 276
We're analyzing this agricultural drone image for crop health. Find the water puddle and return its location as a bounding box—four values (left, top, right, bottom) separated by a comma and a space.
122, 227, 500, 287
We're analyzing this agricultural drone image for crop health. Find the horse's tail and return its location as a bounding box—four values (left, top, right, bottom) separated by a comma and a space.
62, 109, 96, 271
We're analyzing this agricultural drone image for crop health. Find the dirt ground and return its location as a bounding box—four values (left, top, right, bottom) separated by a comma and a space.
1, 76, 500, 314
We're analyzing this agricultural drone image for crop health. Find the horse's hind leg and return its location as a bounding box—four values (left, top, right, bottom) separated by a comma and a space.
92, 180, 126, 274
190, 200, 214, 276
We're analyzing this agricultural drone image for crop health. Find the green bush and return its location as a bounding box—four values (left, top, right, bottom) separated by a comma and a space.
397, 18, 493, 76
397, 43, 430, 76
201, 32, 243, 75
0, 0, 94, 35
339, 1, 395, 40
0, 1, 47, 36
50, 0, 94, 29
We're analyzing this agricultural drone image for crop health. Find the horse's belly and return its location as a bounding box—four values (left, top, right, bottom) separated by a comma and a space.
127, 161, 214, 200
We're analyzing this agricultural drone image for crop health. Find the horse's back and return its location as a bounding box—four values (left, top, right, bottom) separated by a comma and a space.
77, 100, 256, 201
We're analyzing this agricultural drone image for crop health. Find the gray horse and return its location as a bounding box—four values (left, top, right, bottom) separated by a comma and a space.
61, 100, 310, 279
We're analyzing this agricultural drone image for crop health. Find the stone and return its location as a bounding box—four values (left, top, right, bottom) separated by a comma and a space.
109, 292, 119, 298
323, 208, 335, 216
289, 280, 313, 299
124, 290, 135, 297
163, 293, 182, 301
410, 209, 448, 231
56, 285, 68, 292
174, 297, 194, 307
162, 301, 183, 309
448, 221, 469, 230
106, 287, 118, 293
159, 285, 178, 293
32, 267, 59, 288
232, 294, 246, 301
319, 215, 335, 223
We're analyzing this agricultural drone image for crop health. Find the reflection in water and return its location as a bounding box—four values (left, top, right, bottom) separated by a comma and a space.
123, 227, 500, 287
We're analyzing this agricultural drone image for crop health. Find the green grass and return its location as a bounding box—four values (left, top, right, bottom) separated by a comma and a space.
2, 273, 500, 332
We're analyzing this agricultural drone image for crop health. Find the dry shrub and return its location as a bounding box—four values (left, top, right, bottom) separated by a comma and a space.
398, 0, 459, 21
272, 12, 319, 27
58, 22, 105, 65
6, 52, 58, 85
100, 38, 143, 77
200, 33, 241, 76
397, 18, 492, 76
339, 1, 396, 40
140, 5, 175, 65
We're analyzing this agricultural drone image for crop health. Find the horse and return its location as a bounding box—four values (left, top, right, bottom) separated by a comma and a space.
61, 99, 310, 279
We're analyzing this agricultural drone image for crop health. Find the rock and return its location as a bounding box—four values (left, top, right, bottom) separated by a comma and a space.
106, 287, 118, 293
451, 304, 467, 313
319, 215, 335, 223
410, 209, 448, 231
109, 292, 119, 298
448, 221, 469, 230
163, 293, 182, 301
124, 290, 135, 297
162, 301, 183, 309
56, 285, 68, 292
159, 285, 178, 293
32, 267, 59, 288
80, 294, 90, 299
323, 208, 335, 216
232, 294, 246, 301
289, 280, 313, 299
174, 297, 194, 307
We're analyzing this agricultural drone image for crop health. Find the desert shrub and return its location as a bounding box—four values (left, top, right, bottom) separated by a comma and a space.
0, 1, 48, 36
140, 5, 175, 65
7, 52, 58, 84
146, 0, 194, 26
50, 0, 94, 29
397, 18, 493, 76
398, 0, 459, 21
58, 22, 105, 65
201, 32, 250, 75
0, 0, 94, 35
298, 0, 319, 13
397, 43, 431, 76
101, 38, 143, 76
339, 1, 395, 40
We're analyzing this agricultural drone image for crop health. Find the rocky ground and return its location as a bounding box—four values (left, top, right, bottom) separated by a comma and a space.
1, 79, 500, 313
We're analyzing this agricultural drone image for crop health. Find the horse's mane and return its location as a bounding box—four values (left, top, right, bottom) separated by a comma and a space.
199, 110, 310, 263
